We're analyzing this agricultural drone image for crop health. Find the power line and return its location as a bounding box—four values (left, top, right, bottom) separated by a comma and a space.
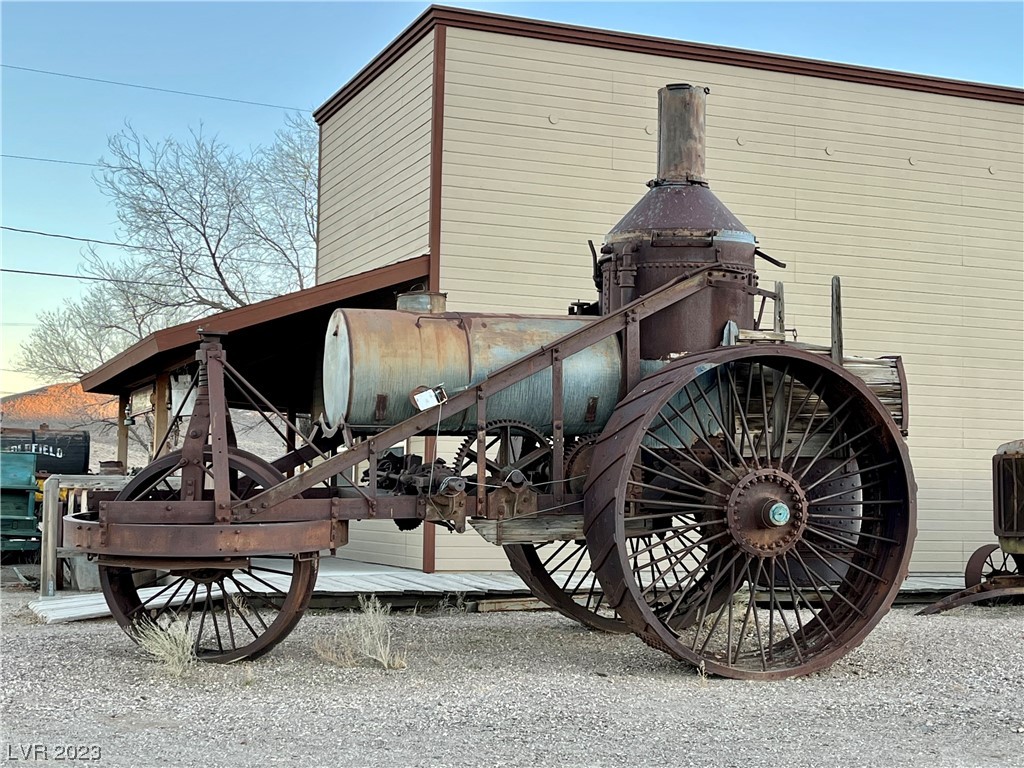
1, 153, 104, 168
1, 267, 284, 298
2, 63, 311, 112
2, 267, 188, 289
3, 225, 194, 256
1, 226, 312, 270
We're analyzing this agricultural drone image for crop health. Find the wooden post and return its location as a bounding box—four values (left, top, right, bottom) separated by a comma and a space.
774, 281, 786, 334
831, 276, 844, 364
152, 373, 170, 458
116, 393, 129, 467
285, 408, 297, 478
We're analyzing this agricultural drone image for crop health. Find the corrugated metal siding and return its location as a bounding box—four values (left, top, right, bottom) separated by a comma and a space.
317, 33, 434, 283
437, 27, 1024, 573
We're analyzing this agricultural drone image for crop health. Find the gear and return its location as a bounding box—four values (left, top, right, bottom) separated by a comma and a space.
564, 434, 600, 494
453, 420, 552, 492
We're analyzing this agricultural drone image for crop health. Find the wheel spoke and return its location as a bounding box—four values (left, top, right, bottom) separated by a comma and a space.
639, 446, 729, 497
584, 352, 911, 678
127, 575, 186, 617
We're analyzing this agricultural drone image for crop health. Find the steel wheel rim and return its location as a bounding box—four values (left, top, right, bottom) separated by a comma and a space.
585, 347, 916, 679
505, 541, 627, 633
98, 449, 318, 663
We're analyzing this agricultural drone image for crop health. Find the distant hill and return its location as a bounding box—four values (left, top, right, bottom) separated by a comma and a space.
1, 382, 145, 472
1, 382, 289, 473
0, 382, 117, 425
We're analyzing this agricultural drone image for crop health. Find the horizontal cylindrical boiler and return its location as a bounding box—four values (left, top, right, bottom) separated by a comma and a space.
323, 309, 627, 436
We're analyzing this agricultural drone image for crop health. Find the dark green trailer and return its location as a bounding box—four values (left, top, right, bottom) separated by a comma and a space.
1, 452, 40, 559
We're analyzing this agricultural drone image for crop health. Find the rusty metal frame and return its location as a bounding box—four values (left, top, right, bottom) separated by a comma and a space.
63, 268, 715, 559
234, 268, 715, 515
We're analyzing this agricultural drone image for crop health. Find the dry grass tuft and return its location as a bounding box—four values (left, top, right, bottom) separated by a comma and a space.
314, 595, 407, 671
696, 660, 710, 689
133, 618, 197, 678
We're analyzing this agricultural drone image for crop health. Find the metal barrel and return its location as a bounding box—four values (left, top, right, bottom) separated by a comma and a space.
323, 308, 624, 436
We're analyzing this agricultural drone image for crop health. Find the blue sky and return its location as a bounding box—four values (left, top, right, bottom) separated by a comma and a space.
2, 1, 1022, 394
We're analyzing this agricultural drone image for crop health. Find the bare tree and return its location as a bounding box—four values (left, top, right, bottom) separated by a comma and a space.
242, 113, 319, 291
17, 114, 318, 384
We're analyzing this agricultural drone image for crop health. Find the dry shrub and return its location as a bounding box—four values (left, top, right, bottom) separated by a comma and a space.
133, 618, 196, 678
314, 595, 407, 671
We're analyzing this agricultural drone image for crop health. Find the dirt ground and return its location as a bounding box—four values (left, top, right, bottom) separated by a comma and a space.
1, 582, 1022, 768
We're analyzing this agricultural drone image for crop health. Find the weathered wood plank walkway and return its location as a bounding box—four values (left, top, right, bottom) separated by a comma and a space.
25, 558, 963, 624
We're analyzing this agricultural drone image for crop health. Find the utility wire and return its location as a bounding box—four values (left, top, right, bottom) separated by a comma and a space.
3, 267, 192, 289
0, 266, 283, 298
1, 63, 311, 112
3, 225, 201, 256
1, 226, 313, 270
1, 153, 105, 168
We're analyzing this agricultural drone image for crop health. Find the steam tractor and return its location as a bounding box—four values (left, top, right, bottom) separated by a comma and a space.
65, 85, 916, 680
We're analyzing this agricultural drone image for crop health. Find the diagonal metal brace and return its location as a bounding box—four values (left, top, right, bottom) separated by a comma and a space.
231, 270, 714, 518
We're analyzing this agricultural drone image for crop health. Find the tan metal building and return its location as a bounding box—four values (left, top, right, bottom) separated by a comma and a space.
314, 6, 1024, 574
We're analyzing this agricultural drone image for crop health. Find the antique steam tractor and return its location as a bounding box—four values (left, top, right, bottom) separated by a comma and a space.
920, 440, 1023, 614
65, 85, 916, 679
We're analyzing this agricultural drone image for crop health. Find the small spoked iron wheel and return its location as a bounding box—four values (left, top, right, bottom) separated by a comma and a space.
964, 544, 1023, 588
584, 346, 916, 679
456, 421, 626, 633
98, 448, 318, 663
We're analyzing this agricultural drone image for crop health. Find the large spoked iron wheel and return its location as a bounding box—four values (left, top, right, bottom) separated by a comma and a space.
505, 540, 626, 634
585, 347, 916, 679
456, 421, 626, 633
98, 448, 318, 663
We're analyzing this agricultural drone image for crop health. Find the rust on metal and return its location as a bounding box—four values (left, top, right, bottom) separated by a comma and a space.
67, 83, 920, 679
921, 440, 1024, 615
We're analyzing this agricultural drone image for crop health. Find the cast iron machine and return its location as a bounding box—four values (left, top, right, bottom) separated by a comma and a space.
919, 440, 1024, 614
65, 85, 917, 679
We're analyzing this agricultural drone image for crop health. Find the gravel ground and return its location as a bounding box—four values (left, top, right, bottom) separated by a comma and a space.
1, 585, 1022, 768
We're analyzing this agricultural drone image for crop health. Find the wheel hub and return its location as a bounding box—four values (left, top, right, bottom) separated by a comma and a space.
726, 469, 808, 556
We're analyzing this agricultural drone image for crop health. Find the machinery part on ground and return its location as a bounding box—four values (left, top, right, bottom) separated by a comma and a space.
584, 346, 915, 680
920, 440, 1024, 616
993, 440, 1024, 556
964, 543, 1023, 588
1, 452, 40, 562
98, 448, 318, 663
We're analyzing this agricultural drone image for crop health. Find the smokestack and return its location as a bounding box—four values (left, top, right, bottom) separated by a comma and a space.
600, 83, 757, 358
656, 84, 708, 184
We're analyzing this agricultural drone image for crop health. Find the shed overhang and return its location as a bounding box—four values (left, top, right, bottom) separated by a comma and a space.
80, 257, 430, 412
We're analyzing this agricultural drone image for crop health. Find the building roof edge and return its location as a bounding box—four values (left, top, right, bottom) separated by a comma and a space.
313, 4, 1024, 124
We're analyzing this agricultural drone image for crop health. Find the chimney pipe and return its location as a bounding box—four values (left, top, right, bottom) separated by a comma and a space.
656, 83, 707, 184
